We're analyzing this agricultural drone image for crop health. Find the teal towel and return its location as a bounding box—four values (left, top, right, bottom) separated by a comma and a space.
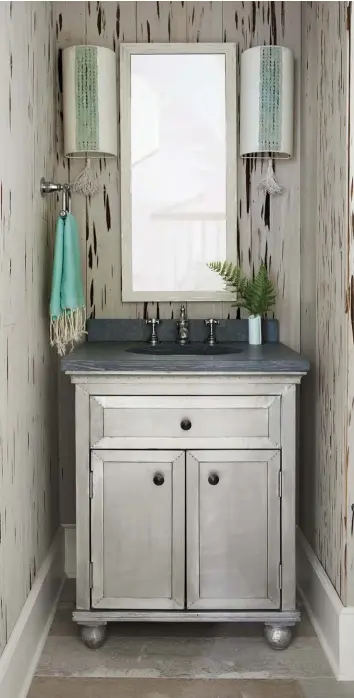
50, 213, 86, 355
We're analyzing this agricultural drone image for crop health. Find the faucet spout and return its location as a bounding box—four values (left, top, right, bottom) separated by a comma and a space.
176, 304, 189, 345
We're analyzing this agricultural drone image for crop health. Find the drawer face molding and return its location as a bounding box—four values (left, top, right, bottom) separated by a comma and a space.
90, 395, 281, 449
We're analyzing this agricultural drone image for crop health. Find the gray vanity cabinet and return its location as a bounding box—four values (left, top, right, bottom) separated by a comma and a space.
70, 373, 305, 652
90, 450, 185, 610
186, 450, 281, 610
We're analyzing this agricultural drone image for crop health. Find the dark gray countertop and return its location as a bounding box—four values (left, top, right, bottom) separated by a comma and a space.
61, 341, 310, 374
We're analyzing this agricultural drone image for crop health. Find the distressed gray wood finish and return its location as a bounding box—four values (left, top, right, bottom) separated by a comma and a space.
0, 2, 59, 658
300, 2, 350, 602
73, 608, 300, 623
55, 2, 301, 527
67, 375, 305, 390
72, 372, 302, 632
281, 384, 297, 610
186, 450, 281, 610
91, 450, 185, 610
88, 393, 282, 449
75, 386, 91, 610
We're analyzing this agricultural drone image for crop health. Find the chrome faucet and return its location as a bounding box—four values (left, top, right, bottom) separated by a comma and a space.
176, 304, 189, 345
205, 318, 219, 346
146, 318, 160, 346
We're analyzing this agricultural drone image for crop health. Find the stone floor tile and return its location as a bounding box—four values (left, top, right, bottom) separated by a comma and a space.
58, 579, 76, 606
28, 677, 305, 698
300, 678, 354, 698
35, 635, 333, 680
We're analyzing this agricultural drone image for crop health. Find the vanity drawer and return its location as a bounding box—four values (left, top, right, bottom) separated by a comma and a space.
90, 395, 281, 448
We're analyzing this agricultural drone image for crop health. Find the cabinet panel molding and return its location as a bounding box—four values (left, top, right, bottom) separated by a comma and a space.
186, 449, 281, 611
91, 450, 185, 610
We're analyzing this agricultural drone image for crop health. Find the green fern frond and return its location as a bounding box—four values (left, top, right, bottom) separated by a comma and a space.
242, 264, 276, 316
208, 260, 276, 316
207, 261, 246, 296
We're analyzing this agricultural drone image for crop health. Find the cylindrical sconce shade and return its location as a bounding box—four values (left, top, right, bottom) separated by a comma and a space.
62, 45, 117, 158
240, 46, 294, 159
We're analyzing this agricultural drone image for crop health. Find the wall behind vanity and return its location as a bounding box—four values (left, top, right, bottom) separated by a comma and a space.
55, 1, 301, 348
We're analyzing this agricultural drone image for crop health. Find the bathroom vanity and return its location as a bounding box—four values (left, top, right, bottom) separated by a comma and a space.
62, 319, 309, 651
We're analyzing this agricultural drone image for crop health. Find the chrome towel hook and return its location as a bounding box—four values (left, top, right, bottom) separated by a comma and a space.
40, 177, 71, 218
60, 184, 71, 219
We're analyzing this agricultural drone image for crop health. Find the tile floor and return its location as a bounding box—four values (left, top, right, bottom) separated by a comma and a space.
28, 581, 354, 698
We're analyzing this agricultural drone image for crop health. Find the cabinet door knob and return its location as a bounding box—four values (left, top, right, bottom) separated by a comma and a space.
180, 418, 192, 431
153, 473, 164, 486
208, 473, 220, 485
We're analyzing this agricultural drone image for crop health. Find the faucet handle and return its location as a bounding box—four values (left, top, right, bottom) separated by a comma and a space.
204, 319, 219, 346
179, 304, 187, 321
146, 318, 160, 345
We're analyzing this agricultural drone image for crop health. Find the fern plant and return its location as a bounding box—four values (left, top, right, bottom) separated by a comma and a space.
207, 261, 247, 303
208, 261, 276, 316
240, 263, 276, 316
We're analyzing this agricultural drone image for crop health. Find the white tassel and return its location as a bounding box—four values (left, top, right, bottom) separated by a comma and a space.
72, 158, 100, 197
50, 307, 87, 356
258, 158, 283, 196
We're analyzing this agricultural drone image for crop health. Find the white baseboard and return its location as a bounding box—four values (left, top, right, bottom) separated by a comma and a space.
297, 527, 354, 681
63, 524, 76, 578
0, 527, 65, 698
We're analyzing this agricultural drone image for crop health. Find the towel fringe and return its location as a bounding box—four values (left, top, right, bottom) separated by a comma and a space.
50, 307, 87, 356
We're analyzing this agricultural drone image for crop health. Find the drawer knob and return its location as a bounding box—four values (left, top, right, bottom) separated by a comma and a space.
153, 473, 165, 486
180, 419, 192, 431
208, 473, 220, 486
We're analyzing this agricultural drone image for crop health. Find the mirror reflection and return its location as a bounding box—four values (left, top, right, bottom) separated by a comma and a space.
130, 53, 227, 294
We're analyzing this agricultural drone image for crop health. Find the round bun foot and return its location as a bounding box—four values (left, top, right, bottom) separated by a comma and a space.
264, 624, 293, 650
80, 624, 107, 649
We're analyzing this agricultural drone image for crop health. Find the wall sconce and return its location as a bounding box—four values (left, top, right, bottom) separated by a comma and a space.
240, 45, 294, 195
62, 45, 117, 195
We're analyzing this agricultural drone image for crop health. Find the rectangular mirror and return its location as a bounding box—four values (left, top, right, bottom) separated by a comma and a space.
120, 43, 237, 302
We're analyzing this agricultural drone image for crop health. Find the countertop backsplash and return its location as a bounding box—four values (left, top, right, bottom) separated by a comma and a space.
86, 319, 279, 344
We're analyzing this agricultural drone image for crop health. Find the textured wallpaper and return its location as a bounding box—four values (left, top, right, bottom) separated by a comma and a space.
0, 2, 59, 656
55, 0, 301, 526
300, 1, 350, 603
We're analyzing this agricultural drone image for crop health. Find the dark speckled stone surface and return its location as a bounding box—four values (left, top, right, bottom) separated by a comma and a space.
86, 318, 279, 344
61, 340, 310, 374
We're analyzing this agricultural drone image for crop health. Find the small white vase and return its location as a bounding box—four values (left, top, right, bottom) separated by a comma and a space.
248, 314, 262, 345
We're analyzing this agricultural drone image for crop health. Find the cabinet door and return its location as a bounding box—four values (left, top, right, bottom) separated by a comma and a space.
186, 450, 281, 610
91, 450, 185, 610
